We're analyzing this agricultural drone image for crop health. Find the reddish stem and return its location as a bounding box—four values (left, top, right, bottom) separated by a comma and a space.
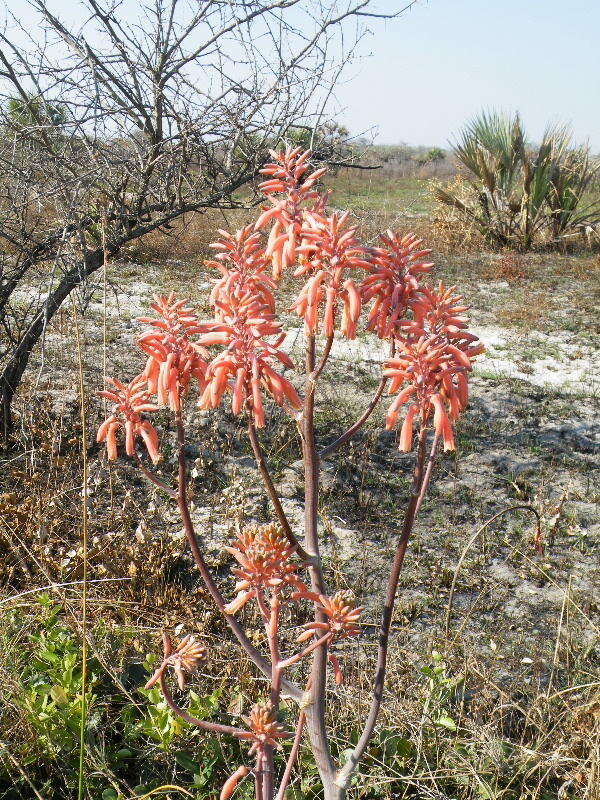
134, 453, 177, 498
312, 334, 334, 382
275, 711, 306, 800
301, 333, 336, 788
159, 672, 250, 739
337, 422, 428, 789
278, 633, 333, 670
247, 420, 313, 563
414, 431, 440, 517
255, 753, 264, 800
262, 594, 282, 800
320, 341, 395, 459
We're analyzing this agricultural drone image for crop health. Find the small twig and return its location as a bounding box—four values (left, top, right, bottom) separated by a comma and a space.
414, 432, 440, 516
311, 334, 334, 383
0, 577, 131, 606
279, 633, 333, 669
321, 340, 395, 459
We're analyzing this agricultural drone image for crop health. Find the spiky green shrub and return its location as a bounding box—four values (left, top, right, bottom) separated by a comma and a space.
435, 111, 600, 250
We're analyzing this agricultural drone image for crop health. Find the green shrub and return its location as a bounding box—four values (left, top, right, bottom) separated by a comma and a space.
435, 110, 600, 249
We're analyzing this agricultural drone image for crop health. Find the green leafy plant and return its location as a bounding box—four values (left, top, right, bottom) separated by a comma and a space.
435, 110, 600, 249
18, 606, 99, 762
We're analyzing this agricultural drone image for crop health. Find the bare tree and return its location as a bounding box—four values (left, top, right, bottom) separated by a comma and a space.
0, 0, 407, 439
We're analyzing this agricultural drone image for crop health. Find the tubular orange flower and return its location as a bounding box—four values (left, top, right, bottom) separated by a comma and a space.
243, 701, 289, 755
407, 281, 485, 363
224, 524, 305, 614
220, 766, 250, 800
144, 632, 207, 691
97, 375, 161, 463
138, 293, 210, 411
383, 336, 472, 452
290, 211, 370, 338
255, 146, 328, 278
361, 231, 433, 339
207, 226, 276, 316
297, 590, 363, 643
199, 307, 301, 428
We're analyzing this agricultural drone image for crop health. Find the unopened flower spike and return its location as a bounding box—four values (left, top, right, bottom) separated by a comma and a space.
297, 589, 363, 642
224, 524, 306, 614
144, 632, 206, 691
244, 701, 289, 755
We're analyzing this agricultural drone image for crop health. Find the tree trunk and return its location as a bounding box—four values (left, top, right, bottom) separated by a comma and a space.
0, 249, 104, 443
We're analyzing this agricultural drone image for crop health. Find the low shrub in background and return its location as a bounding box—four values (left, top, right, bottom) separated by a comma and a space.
434, 111, 600, 250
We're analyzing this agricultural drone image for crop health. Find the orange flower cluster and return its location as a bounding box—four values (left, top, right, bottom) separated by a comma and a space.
223, 524, 303, 614
384, 337, 466, 452
361, 232, 433, 339
408, 282, 485, 364
244, 702, 289, 755
298, 590, 363, 643
97, 146, 483, 473
97, 376, 161, 463
138, 293, 209, 411
291, 211, 369, 338
383, 282, 484, 452
201, 224, 302, 427
207, 226, 276, 316
198, 310, 301, 428
251, 148, 482, 449
255, 146, 327, 278
144, 633, 206, 691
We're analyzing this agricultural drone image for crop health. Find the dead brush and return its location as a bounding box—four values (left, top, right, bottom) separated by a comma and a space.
428, 175, 485, 254
484, 253, 528, 282
95, 146, 490, 800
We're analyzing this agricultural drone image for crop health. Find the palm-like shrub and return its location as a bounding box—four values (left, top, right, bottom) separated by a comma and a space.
435, 111, 600, 249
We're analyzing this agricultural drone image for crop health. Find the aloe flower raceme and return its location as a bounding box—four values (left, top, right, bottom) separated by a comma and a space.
244, 701, 289, 756
407, 282, 486, 363
291, 211, 370, 338
224, 524, 306, 614
361, 231, 433, 339
144, 633, 207, 691
199, 308, 301, 427
97, 375, 161, 463
138, 293, 210, 411
207, 226, 276, 316
384, 335, 479, 452
255, 147, 328, 279
297, 590, 363, 643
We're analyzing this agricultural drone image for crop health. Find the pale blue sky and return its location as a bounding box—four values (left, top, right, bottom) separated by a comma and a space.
336, 0, 600, 149
3, 0, 599, 149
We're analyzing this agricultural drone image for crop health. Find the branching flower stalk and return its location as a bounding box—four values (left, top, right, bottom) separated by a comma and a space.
97, 146, 485, 800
